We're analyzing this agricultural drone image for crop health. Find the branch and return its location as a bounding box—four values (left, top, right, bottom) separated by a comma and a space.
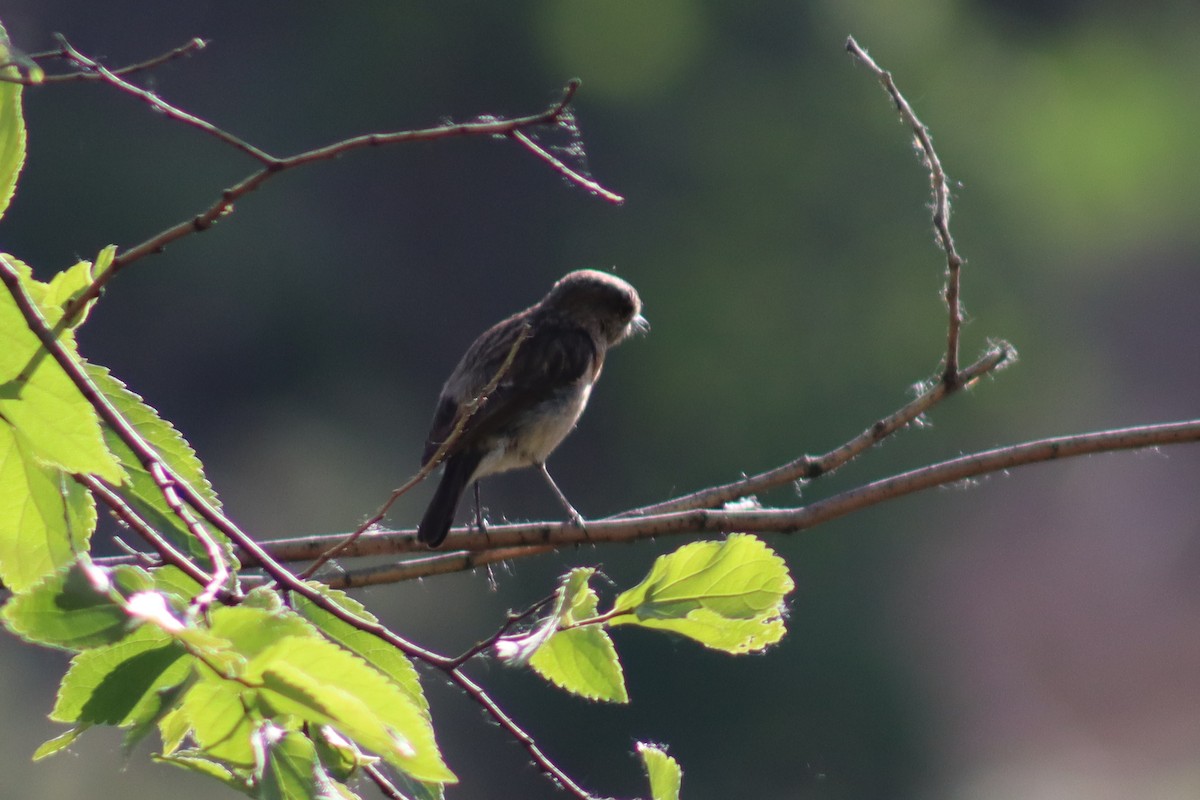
42, 43, 610, 327
511, 129, 624, 204
53, 34, 273, 161
77, 473, 220, 595
846, 36, 966, 385
447, 668, 596, 800
250, 417, 1200, 566
0, 37, 208, 83
616, 343, 1012, 518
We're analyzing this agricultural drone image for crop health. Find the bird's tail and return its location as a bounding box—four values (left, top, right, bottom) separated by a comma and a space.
417, 450, 484, 547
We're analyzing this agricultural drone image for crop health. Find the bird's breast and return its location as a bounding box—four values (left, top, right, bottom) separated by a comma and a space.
472, 381, 594, 480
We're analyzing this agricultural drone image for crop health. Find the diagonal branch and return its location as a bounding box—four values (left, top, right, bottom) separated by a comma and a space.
615, 343, 1013, 519
52, 34, 273, 161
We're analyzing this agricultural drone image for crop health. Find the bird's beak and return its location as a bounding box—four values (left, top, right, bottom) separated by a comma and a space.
631, 314, 650, 335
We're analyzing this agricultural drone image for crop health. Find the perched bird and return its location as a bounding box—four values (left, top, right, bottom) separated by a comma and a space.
417, 269, 647, 547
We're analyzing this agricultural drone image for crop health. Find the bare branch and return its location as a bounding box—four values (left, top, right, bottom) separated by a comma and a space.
846, 36, 966, 385
59, 77, 606, 324
447, 668, 597, 800
54, 34, 274, 162
511, 129, 625, 204
249, 416, 1200, 568
616, 344, 1013, 518
0, 37, 207, 83
316, 545, 555, 590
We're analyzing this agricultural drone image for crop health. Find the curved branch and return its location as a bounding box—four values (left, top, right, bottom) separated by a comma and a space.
846, 36, 966, 385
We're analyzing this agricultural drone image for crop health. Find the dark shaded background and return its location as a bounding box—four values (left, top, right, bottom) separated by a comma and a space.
3, 2, 1200, 798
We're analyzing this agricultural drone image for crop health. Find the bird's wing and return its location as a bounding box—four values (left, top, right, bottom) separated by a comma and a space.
421, 317, 597, 466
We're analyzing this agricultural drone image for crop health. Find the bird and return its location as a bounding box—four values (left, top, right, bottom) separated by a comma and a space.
416, 269, 647, 547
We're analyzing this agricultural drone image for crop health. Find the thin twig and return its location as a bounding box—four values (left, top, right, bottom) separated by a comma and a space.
58, 78, 602, 324
77, 474, 222, 595
846, 36, 965, 385
298, 323, 534, 579
363, 763, 411, 800
614, 344, 1013, 518
448, 668, 596, 800
448, 592, 558, 668
510, 129, 625, 204
9, 37, 209, 84
54, 34, 275, 162
145, 462, 229, 615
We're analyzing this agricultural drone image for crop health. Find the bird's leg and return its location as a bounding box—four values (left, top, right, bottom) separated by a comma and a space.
473, 481, 490, 540
537, 462, 585, 530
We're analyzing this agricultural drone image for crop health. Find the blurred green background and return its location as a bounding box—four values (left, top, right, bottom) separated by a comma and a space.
3, 1, 1200, 798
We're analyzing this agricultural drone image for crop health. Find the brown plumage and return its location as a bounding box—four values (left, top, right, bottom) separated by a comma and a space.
417, 269, 646, 547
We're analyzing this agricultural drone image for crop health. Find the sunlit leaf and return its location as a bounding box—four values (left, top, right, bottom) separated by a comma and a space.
0, 560, 143, 650
637, 742, 682, 800
50, 625, 190, 729
609, 534, 794, 654
292, 586, 426, 714
257, 727, 350, 800
249, 635, 455, 784
0, 423, 95, 591
0, 20, 28, 221
525, 568, 627, 702
0, 255, 122, 481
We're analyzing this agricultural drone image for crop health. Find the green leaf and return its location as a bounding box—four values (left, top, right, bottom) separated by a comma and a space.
50, 625, 190, 729
248, 635, 455, 784
0, 21, 28, 222
0, 560, 141, 650
609, 534, 794, 654
149, 565, 205, 607
623, 607, 787, 653
0, 255, 122, 481
291, 586, 427, 714
123, 680, 190, 756
40, 248, 113, 329
178, 674, 258, 768
86, 363, 228, 563
155, 750, 250, 795
208, 602, 316, 658
32, 725, 89, 761
526, 568, 627, 703
0, 423, 96, 591
637, 742, 682, 800
258, 728, 350, 800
